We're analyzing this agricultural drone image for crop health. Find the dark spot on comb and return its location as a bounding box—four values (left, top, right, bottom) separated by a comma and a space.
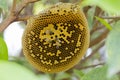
60, 24, 63, 26
59, 29, 63, 32
61, 34, 65, 37
64, 10, 66, 12
57, 10, 60, 12
49, 31, 54, 35
60, 34, 62, 36
54, 24, 58, 30
55, 35, 58, 38
42, 33, 46, 35
51, 36, 53, 39
50, 12, 52, 14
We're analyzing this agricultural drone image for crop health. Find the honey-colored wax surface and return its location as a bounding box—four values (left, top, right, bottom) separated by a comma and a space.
22, 3, 89, 73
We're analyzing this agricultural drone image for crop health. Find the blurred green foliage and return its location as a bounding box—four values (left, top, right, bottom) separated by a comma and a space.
0, 0, 120, 80
82, 0, 120, 15
0, 60, 39, 80
0, 0, 8, 11
33, 1, 52, 15
0, 37, 8, 60
81, 66, 119, 80
106, 21, 120, 77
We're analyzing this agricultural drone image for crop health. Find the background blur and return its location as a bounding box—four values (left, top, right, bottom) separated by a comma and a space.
0, 0, 120, 80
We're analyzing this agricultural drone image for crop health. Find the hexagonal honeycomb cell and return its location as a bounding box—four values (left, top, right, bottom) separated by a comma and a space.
22, 3, 89, 73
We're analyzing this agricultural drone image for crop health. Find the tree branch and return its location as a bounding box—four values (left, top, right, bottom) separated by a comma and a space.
81, 41, 105, 63
90, 7, 104, 35
51, 73, 56, 80
0, 0, 40, 33
16, 16, 32, 21
0, 15, 16, 32
16, 0, 39, 16
100, 16, 120, 19
90, 17, 120, 35
10, 0, 17, 15
90, 29, 109, 47
77, 62, 105, 70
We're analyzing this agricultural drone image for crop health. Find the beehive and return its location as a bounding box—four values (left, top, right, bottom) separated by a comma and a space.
22, 3, 89, 73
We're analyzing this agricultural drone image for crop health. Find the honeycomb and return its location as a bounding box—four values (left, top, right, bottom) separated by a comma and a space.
22, 3, 89, 73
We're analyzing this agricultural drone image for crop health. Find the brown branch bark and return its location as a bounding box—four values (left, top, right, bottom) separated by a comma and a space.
16, 16, 32, 21
77, 62, 105, 70
51, 73, 56, 80
0, 15, 17, 32
0, 0, 40, 33
16, 0, 38, 15
90, 26, 105, 35
10, 0, 17, 14
81, 41, 105, 63
90, 16, 120, 35
101, 16, 120, 19
83, 6, 92, 17
90, 29, 109, 47
90, 7, 104, 35
90, 17, 119, 36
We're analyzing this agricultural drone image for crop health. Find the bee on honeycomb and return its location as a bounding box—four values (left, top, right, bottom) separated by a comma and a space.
22, 3, 89, 73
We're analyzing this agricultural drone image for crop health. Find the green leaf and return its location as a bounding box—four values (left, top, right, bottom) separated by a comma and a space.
109, 75, 119, 80
73, 69, 84, 79
55, 72, 70, 80
81, 66, 119, 80
0, 60, 39, 80
81, 0, 120, 14
87, 7, 95, 30
95, 16, 112, 30
33, 1, 51, 15
0, 0, 8, 10
0, 37, 8, 60
81, 66, 107, 80
37, 74, 51, 80
106, 23, 120, 77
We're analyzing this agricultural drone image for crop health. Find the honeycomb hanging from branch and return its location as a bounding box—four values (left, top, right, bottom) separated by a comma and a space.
22, 3, 89, 73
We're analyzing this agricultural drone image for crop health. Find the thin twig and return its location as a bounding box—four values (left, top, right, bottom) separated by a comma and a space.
51, 73, 56, 80
101, 16, 120, 19
16, 16, 32, 21
83, 6, 92, 17
90, 29, 109, 47
90, 20, 100, 35
90, 7, 104, 35
89, 17, 120, 47
77, 62, 105, 70
90, 26, 105, 35
90, 16, 120, 34
90, 18, 119, 35
10, 0, 17, 15
109, 18, 120, 23
16, 0, 39, 15
81, 41, 105, 63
